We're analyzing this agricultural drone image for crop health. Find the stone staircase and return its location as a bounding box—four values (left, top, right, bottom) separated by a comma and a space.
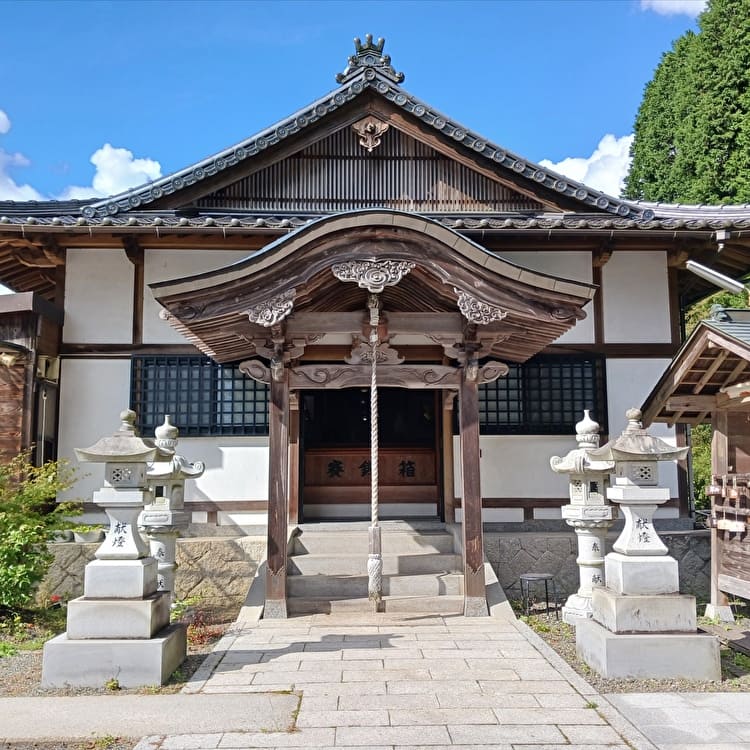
286, 521, 465, 614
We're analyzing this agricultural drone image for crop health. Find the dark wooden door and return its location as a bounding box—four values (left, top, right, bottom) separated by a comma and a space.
300, 388, 441, 520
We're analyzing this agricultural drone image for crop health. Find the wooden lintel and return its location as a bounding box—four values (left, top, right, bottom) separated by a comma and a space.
288, 309, 464, 338
289, 363, 461, 390
666, 395, 716, 412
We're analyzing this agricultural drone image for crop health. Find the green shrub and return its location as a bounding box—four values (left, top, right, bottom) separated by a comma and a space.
0, 453, 78, 612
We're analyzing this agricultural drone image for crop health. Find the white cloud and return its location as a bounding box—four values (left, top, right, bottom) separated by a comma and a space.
0, 110, 44, 201
59, 143, 161, 199
639, 0, 706, 17
539, 133, 634, 198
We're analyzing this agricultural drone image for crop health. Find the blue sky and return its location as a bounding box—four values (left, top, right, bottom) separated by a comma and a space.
0, 0, 704, 204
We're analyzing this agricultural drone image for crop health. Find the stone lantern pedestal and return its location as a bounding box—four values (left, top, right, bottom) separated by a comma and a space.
551, 411, 616, 624
42, 410, 186, 688
142, 415, 204, 602
575, 409, 720, 680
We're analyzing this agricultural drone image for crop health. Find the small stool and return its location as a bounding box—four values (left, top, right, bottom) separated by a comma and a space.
519, 572, 558, 619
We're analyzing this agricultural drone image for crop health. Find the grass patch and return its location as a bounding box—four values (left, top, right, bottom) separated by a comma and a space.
0, 604, 66, 657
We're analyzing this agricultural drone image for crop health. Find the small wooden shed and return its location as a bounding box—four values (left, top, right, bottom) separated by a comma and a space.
642, 306, 750, 616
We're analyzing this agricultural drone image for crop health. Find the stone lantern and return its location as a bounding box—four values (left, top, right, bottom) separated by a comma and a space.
550, 410, 616, 624
575, 408, 720, 680
142, 415, 205, 602
42, 410, 186, 688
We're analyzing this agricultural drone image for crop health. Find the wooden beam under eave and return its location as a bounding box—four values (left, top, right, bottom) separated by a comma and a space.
666, 395, 717, 412
693, 350, 729, 394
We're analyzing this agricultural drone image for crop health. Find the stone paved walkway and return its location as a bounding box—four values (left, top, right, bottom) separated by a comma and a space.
134, 611, 657, 750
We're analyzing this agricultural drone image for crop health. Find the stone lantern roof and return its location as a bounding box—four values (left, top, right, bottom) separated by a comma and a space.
588, 408, 688, 463
75, 409, 156, 464
550, 410, 615, 476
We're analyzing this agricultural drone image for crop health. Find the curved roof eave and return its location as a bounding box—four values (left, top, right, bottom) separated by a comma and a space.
80, 68, 650, 223
150, 208, 597, 303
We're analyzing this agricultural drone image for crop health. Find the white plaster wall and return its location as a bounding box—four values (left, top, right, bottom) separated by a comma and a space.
606, 357, 679, 496
64, 249, 133, 343
143, 250, 251, 343
602, 251, 671, 343
497, 251, 594, 345
179, 437, 269, 502
453, 434, 572, 499
58, 358, 132, 503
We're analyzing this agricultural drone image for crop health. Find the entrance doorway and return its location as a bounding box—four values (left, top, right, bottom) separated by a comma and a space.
300, 388, 441, 521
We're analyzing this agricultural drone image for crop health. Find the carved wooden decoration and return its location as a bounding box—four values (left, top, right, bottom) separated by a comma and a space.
478, 361, 510, 384
332, 260, 415, 294
245, 288, 296, 327
352, 116, 390, 153
455, 289, 507, 325
345, 339, 404, 365
290, 364, 461, 390
238, 359, 271, 384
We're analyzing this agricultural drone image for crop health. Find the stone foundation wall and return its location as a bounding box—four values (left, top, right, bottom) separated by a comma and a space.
42, 536, 266, 618
42, 529, 710, 614
485, 529, 711, 603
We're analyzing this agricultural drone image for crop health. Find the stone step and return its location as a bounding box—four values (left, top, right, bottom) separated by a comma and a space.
287, 552, 462, 576
287, 572, 464, 598
287, 594, 465, 615
292, 530, 455, 556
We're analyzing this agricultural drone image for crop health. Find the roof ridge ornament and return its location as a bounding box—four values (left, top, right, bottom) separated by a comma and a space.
336, 34, 405, 85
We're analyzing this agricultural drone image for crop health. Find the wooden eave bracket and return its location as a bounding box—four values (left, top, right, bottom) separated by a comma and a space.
6, 237, 64, 268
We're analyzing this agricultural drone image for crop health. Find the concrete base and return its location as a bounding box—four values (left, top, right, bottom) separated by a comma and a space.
605, 552, 679, 595
705, 602, 735, 623
66, 592, 170, 639
576, 618, 721, 680
463, 595, 489, 617
41, 623, 186, 688
84, 558, 158, 599
592, 587, 697, 633
562, 593, 593, 625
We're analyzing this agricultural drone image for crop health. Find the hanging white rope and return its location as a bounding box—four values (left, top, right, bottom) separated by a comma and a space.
367, 293, 383, 607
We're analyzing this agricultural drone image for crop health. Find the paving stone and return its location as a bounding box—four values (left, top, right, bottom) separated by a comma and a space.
383, 658, 467, 672
161, 735, 223, 749
447, 723, 567, 744
218, 728, 335, 747
336, 725, 452, 746
387, 679, 481, 694
479, 679, 574, 694
295, 709, 389, 727
561, 724, 627, 743
493, 707, 605, 725
389, 707, 497, 725
513, 745, 629, 750
345, 668, 432, 682
252, 670, 343, 684
295, 681, 387, 695
436, 692, 539, 709
201, 684, 295, 693
339, 693, 439, 710
298, 695, 340, 711
535, 693, 590, 708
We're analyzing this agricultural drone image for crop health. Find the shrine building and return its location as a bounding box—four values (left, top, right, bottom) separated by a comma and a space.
2, 36, 750, 611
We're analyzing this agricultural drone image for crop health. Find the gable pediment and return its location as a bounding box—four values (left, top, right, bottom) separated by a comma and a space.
195, 121, 546, 215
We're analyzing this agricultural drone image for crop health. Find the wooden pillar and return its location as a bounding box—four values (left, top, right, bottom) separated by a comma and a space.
459, 368, 487, 616
675, 423, 690, 517
265, 368, 290, 618
442, 391, 456, 524
710, 409, 730, 611
288, 392, 300, 526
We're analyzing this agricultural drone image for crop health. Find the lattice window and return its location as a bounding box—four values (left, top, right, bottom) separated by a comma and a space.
131, 356, 269, 437
477, 355, 606, 435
